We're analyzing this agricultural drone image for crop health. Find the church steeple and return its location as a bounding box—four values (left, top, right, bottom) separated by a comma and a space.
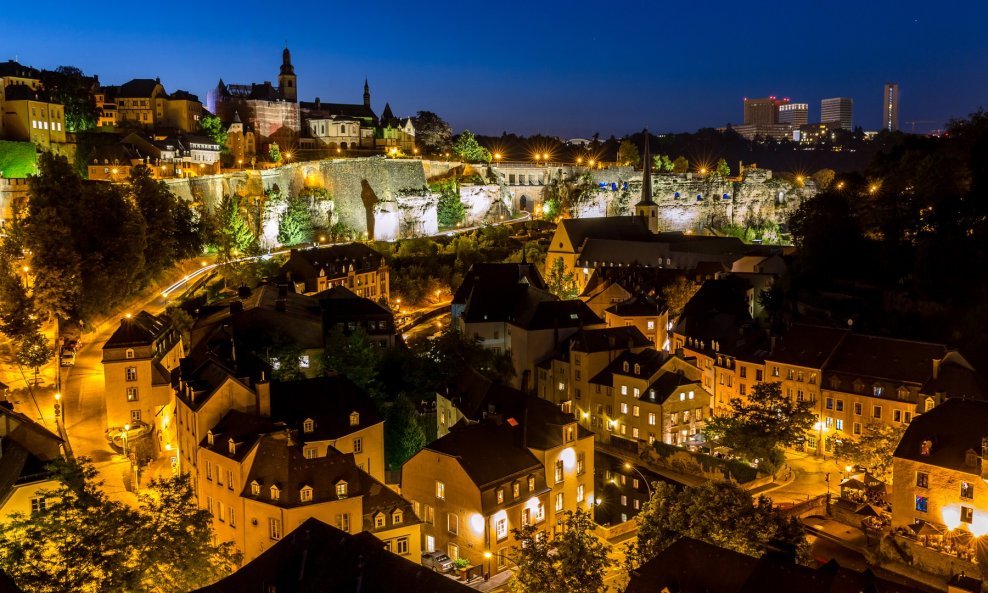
363, 77, 371, 108
278, 46, 297, 102
635, 128, 659, 232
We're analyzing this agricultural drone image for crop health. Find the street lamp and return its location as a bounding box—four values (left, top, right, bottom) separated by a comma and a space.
53, 392, 62, 425
483, 551, 492, 581
623, 462, 654, 497
122, 424, 131, 458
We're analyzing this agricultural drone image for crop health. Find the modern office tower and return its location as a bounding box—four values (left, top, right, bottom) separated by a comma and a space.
743, 96, 788, 125
821, 97, 854, 130
883, 82, 900, 132
778, 103, 809, 126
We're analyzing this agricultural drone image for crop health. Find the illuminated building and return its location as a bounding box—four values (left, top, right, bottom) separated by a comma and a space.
883, 82, 900, 132
820, 97, 853, 130
743, 96, 789, 125
778, 102, 809, 126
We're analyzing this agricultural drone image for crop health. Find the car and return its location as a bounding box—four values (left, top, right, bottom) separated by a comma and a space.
421, 551, 454, 573
60, 346, 77, 367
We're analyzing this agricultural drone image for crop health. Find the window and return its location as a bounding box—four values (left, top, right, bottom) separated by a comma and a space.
621, 385, 628, 395
740, 366, 747, 379
424, 504, 434, 524
555, 460, 564, 483
893, 410, 902, 423
229, 507, 236, 527
337, 513, 350, 533
303, 418, 314, 433
125, 348, 135, 359
270, 485, 280, 501
577, 484, 585, 503
873, 406, 882, 419
227, 470, 234, 490
375, 514, 386, 528
962, 506, 975, 524
395, 535, 408, 555
577, 452, 585, 476
392, 509, 403, 524
853, 422, 862, 435
535, 501, 545, 522
350, 412, 360, 426
915, 496, 928, 513
125, 367, 137, 381
854, 403, 862, 416
962, 482, 975, 499
648, 412, 656, 425
756, 369, 763, 381
250, 481, 260, 495
835, 400, 844, 412
304, 446, 317, 459
30, 496, 47, 513
513, 482, 520, 498
130, 410, 142, 422
835, 419, 844, 431
126, 387, 139, 402
633, 388, 640, 398
269, 518, 282, 540
916, 471, 929, 487
436, 480, 446, 500
528, 475, 536, 492
620, 403, 628, 414
497, 489, 504, 504
336, 481, 348, 498
633, 405, 640, 417
300, 486, 313, 502
873, 386, 884, 397
353, 438, 362, 453
448, 513, 458, 534
555, 492, 564, 511
495, 517, 508, 540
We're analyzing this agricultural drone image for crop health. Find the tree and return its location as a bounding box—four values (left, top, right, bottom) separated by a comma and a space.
627, 481, 808, 570
129, 166, 180, 282
0, 458, 240, 593
268, 342, 306, 382
384, 394, 426, 470
432, 178, 466, 227
411, 111, 453, 154
277, 196, 313, 246
716, 158, 731, 177
39, 66, 98, 133
617, 139, 640, 166
545, 258, 578, 300
833, 424, 905, 484
672, 156, 689, 174
513, 510, 611, 593
15, 332, 52, 379
812, 168, 836, 190
219, 195, 255, 257
661, 277, 700, 317
199, 113, 228, 151
451, 131, 491, 163
268, 142, 282, 163
418, 327, 515, 385
653, 154, 674, 173
788, 190, 867, 284
703, 381, 814, 472
0, 256, 40, 342
323, 328, 382, 397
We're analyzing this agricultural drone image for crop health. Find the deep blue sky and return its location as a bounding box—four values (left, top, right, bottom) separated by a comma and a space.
2, 0, 985, 137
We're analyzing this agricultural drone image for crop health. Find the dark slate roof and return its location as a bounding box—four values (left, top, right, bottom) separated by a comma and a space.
425, 421, 544, 488
767, 323, 849, 369
824, 334, 946, 386
117, 78, 162, 98
317, 286, 393, 318
300, 101, 377, 121
0, 403, 63, 508
921, 354, 986, 400
626, 537, 928, 593
645, 370, 703, 403
193, 284, 325, 351
893, 398, 988, 474
566, 327, 651, 353
605, 295, 666, 318
281, 244, 385, 281
192, 518, 473, 593
452, 262, 546, 308
201, 410, 286, 462
589, 349, 669, 386
580, 266, 686, 300
104, 311, 171, 349
509, 298, 601, 331
2, 85, 53, 103
224, 82, 280, 101
269, 376, 383, 441
0, 60, 40, 79
559, 216, 652, 250
169, 89, 199, 102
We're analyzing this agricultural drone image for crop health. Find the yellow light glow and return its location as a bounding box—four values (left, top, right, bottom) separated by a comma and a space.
845, 465, 853, 473
943, 507, 961, 531
494, 153, 502, 160
54, 392, 61, 401
484, 551, 492, 559
125, 313, 132, 319
526, 497, 541, 511
470, 513, 485, 533
560, 447, 576, 469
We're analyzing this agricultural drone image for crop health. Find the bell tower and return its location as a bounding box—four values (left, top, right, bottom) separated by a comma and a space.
278, 46, 297, 102
634, 128, 659, 233
364, 78, 371, 108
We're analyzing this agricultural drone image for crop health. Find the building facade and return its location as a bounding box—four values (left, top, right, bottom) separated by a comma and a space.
821, 97, 853, 130
883, 82, 900, 132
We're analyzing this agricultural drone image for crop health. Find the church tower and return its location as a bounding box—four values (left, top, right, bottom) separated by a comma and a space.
634, 128, 659, 233
364, 78, 371, 108
278, 46, 297, 102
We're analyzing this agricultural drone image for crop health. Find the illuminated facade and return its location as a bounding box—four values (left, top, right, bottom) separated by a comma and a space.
778, 102, 809, 126
820, 97, 853, 130
883, 82, 900, 132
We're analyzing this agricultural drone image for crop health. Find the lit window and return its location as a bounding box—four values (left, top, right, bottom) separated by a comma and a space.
915, 496, 928, 513
125, 367, 137, 381
270, 485, 280, 501
353, 438, 362, 453
375, 514, 386, 528
393, 509, 403, 524
350, 412, 360, 426
125, 348, 135, 359
336, 481, 348, 498
448, 513, 458, 534
528, 475, 536, 491
555, 492, 564, 511
303, 418, 314, 433
577, 484, 585, 503
250, 480, 260, 495
962, 482, 975, 499
497, 489, 504, 504
269, 518, 282, 540
436, 480, 445, 500
300, 486, 313, 503
495, 516, 507, 540
126, 387, 139, 402
962, 506, 974, 524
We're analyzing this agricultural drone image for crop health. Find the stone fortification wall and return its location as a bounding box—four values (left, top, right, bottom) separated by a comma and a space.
458, 184, 511, 226
162, 157, 439, 242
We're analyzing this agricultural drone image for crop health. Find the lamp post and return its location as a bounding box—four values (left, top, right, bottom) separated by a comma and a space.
483, 551, 492, 581
122, 423, 130, 459
624, 462, 654, 497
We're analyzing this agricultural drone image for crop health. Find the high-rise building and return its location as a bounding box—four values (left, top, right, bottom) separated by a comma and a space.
778, 103, 809, 126
743, 96, 788, 125
820, 97, 853, 130
883, 82, 900, 132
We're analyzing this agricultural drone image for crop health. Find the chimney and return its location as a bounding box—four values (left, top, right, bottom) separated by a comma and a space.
256, 373, 271, 417
932, 357, 942, 380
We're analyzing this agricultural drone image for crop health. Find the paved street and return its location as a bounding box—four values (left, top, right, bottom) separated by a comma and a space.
768, 451, 843, 506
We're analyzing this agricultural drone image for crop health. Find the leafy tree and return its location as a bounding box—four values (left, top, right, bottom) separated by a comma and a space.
617, 139, 640, 166
626, 481, 808, 570
703, 382, 815, 472
432, 178, 466, 227
0, 140, 38, 177
812, 168, 836, 190
661, 277, 700, 317
129, 166, 181, 282
653, 154, 674, 173
268, 342, 306, 382
419, 327, 515, 384
451, 130, 492, 163
323, 328, 382, 397
545, 258, 578, 300
411, 111, 453, 154
199, 113, 228, 151
163, 305, 193, 351
672, 156, 689, 174
0, 458, 239, 593
716, 158, 731, 177
0, 256, 40, 342
277, 196, 313, 246
39, 66, 98, 132
15, 332, 52, 375
384, 394, 426, 470
833, 423, 905, 484
219, 195, 256, 257
513, 510, 611, 593
268, 142, 282, 163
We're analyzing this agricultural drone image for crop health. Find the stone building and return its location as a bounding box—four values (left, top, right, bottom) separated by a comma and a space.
279, 243, 389, 299
100, 78, 203, 132
0, 60, 66, 148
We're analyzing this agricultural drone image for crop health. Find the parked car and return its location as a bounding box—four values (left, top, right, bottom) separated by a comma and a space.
421, 551, 454, 573
60, 341, 78, 367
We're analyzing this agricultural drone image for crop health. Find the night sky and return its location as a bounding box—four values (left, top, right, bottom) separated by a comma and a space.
2, 0, 985, 137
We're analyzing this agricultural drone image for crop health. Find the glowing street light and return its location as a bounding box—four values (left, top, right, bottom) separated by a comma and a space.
624, 462, 654, 497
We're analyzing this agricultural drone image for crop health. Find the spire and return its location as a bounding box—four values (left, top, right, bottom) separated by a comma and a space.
280, 46, 294, 76
363, 77, 371, 108
637, 128, 655, 205
232, 110, 242, 124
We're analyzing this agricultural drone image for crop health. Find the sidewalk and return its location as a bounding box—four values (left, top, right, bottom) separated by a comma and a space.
470, 568, 513, 592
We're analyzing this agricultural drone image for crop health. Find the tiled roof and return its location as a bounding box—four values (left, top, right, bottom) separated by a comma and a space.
270, 376, 382, 441
893, 398, 988, 474
104, 311, 172, 349
192, 518, 472, 593
605, 295, 666, 317
117, 78, 162, 98
425, 421, 544, 488
201, 410, 286, 462
280, 244, 385, 281
824, 334, 946, 385
452, 262, 546, 308
558, 216, 652, 250
566, 327, 652, 353
766, 324, 849, 369
300, 101, 377, 121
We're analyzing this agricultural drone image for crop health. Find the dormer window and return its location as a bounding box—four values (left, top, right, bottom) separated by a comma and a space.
920, 440, 933, 456
336, 481, 348, 499
349, 412, 360, 427
250, 480, 260, 496
270, 485, 281, 501
966, 450, 980, 468
634, 364, 641, 375
207, 431, 215, 446
300, 486, 313, 503
374, 513, 386, 528
564, 425, 576, 443
623, 361, 630, 372
303, 418, 315, 433
228, 438, 236, 455
528, 475, 536, 492
392, 509, 403, 524
125, 348, 135, 359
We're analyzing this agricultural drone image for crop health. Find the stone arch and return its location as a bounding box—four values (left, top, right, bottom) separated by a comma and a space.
519, 194, 528, 210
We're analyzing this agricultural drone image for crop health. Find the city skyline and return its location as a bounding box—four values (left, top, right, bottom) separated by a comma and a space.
2, 0, 985, 137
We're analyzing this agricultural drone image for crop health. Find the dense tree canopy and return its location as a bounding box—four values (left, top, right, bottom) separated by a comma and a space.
617, 139, 640, 166
411, 111, 453, 154
452, 131, 492, 163
39, 66, 98, 132
513, 510, 611, 593
833, 423, 905, 484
